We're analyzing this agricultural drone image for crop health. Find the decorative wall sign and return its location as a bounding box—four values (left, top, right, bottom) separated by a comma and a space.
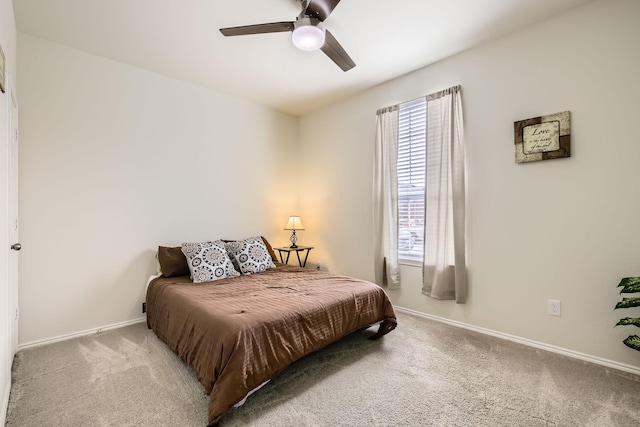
514, 111, 570, 163
0, 43, 5, 94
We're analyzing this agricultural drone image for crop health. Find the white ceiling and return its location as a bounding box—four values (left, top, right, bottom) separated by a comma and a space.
14, 0, 593, 116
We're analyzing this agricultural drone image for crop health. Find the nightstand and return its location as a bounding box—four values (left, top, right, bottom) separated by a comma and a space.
274, 246, 314, 268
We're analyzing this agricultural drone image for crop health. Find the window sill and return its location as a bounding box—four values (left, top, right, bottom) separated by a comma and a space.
399, 259, 422, 268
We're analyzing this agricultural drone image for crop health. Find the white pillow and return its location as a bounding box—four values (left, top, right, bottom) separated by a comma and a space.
181, 241, 240, 283
225, 237, 275, 274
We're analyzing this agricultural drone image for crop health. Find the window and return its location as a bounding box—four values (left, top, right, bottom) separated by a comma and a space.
374, 85, 465, 300
397, 98, 426, 262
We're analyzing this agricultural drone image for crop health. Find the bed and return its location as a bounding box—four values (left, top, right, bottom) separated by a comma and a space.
146, 240, 397, 426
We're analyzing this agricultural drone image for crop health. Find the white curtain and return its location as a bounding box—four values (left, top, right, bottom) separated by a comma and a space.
422, 86, 467, 303
373, 105, 400, 289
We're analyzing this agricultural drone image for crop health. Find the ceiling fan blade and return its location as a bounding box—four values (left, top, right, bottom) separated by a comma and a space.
320, 29, 355, 72
220, 22, 294, 37
303, 0, 341, 22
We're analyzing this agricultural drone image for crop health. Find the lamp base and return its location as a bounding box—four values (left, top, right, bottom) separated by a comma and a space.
289, 230, 298, 248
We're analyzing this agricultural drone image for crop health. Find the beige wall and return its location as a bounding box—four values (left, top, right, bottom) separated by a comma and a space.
0, 0, 16, 422
299, 0, 640, 369
17, 34, 299, 345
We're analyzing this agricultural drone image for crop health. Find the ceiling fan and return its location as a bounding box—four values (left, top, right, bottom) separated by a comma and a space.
219, 0, 355, 72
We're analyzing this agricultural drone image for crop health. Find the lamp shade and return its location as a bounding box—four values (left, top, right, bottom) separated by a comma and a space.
292, 18, 325, 51
284, 216, 305, 230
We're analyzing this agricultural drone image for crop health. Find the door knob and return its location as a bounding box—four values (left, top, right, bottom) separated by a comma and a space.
11, 243, 21, 251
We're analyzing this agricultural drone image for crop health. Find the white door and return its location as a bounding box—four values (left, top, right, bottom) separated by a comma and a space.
8, 74, 18, 357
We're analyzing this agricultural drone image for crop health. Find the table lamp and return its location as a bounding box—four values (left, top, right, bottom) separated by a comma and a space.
284, 216, 305, 248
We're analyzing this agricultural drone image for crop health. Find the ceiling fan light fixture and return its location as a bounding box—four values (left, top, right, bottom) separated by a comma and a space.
292, 18, 325, 51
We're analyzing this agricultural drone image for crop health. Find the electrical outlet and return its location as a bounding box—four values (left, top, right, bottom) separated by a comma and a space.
547, 299, 561, 316
142, 302, 146, 314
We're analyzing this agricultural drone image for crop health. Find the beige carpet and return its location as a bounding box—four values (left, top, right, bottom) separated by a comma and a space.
6, 312, 640, 426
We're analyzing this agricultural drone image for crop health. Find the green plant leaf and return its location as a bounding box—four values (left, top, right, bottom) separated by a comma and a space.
618, 277, 640, 293
623, 335, 640, 351
615, 317, 640, 327
615, 297, 640, 309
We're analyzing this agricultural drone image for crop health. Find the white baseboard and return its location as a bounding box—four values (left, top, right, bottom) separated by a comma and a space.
13, 308, 640, 376
1, 380, 10, 426
17, 317, 147, 351
395, 306, 640, 377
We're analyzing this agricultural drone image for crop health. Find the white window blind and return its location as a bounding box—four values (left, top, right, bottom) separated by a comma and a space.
397, 98, 426, 261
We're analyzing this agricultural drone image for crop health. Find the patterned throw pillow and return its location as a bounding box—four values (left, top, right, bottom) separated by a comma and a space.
224, 236, 275, 274
181, 241, 240, 283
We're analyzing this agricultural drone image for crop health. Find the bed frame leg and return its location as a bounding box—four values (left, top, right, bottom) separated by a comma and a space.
370, 319, 397, 340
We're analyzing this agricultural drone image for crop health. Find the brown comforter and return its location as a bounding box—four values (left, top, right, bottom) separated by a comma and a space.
146, 264, 397, 426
